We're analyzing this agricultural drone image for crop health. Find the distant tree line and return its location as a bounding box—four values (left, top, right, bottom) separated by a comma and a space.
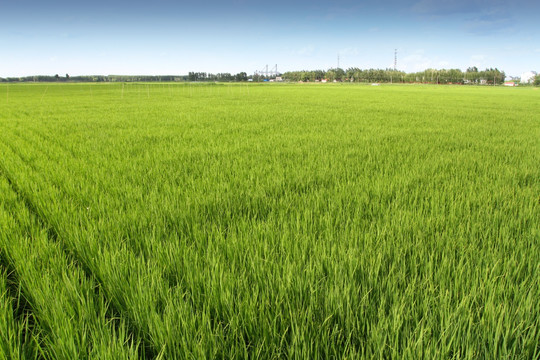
187, 72, 248, 82
282, 66, 507, 85
4, 67, 538, 86
0, 74, 187, 83
0, 73, 249, 83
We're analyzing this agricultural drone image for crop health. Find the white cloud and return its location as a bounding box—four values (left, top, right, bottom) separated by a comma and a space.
400, 51, 433, 71
397, 50, 453, 71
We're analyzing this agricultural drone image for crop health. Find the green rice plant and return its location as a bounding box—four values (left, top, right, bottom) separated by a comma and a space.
0, 269, 40, 359
0, 173, 141, 359
0, 83, 538, 358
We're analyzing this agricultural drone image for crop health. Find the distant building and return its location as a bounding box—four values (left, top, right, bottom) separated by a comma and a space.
520, 71, 537, 84
504, 81, 518, 87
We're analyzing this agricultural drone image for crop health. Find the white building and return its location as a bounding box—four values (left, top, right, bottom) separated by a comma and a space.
520, 71, 537, 84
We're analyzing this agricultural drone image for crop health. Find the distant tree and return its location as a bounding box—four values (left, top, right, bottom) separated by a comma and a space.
313, 70, 326, 81
335, 68, 345, 81
55, 74, 59, 81
66, 74, 70, 79
326, 69, 336, 81
217, 73, 233, 82
235, 72, 248, 82
534, 74, 540, 86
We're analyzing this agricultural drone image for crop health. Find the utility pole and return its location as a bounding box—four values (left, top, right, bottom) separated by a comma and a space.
394, 49, 397, 71
337, 54, 340, 69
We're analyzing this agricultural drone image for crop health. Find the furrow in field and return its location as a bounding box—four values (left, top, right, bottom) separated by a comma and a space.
0, 118, 367, 356
0, 130, 157, 357
0, 169, 142, 359
0, 128, 197, 357
0, 109, 315, 357
0, 267, 41, 359
2, 119, 172, 260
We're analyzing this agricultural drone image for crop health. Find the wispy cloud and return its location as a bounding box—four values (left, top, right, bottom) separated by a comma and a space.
401, 51, 434, 71
411, 0, 493, 16
463, 12, 515, 35
409, 0, 540, 16
410, 0, 519, 34
322, 4, 366, 20
398, 50, 454, 71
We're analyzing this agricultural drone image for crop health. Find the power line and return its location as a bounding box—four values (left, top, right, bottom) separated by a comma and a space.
255, 64, 279, 78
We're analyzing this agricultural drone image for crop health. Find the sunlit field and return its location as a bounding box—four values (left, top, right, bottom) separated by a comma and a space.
1, 82, 539, 358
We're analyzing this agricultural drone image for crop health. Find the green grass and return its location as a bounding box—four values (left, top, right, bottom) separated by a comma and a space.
0, 82, 539, 358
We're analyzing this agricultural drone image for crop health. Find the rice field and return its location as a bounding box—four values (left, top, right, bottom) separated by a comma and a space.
0, 82, 539, 359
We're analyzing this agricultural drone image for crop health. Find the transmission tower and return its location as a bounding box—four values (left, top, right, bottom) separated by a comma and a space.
255, 64, 279, 78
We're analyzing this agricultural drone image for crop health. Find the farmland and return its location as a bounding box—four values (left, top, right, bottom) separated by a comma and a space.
0, 82, 539, 358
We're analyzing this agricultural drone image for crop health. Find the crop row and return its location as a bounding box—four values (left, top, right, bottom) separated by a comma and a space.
0, 83, 539, 358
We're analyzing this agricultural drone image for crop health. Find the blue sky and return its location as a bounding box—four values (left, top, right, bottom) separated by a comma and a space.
1, 0, 538, 77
